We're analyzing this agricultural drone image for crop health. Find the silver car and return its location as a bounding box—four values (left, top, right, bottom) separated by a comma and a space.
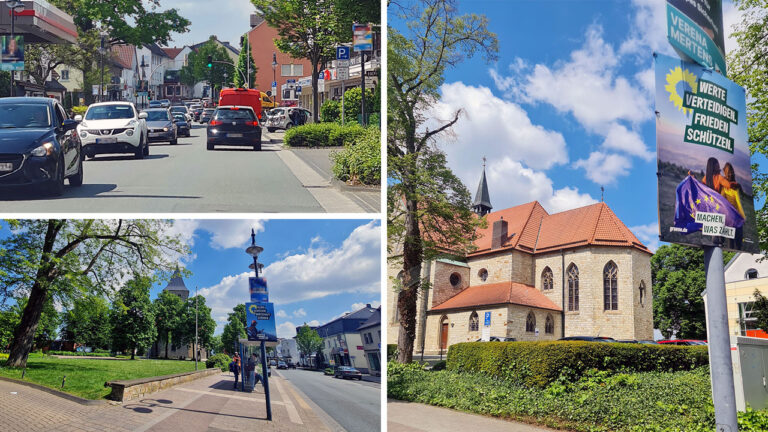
265, 107, 312, 132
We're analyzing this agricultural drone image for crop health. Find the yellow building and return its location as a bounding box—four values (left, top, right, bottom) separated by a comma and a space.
724, 253, 768, 338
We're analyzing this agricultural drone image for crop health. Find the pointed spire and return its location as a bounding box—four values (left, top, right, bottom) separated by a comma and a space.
164, 264, 189, 300
472, 157, 492, 216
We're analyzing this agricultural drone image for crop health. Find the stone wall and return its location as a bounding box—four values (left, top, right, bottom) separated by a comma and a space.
631, 248, 654, 340
467, 250, 535, 286
106, 368, 220, 402
431, 260, 470, 307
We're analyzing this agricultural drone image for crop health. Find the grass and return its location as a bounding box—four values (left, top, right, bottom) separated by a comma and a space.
0, 354, 197, 399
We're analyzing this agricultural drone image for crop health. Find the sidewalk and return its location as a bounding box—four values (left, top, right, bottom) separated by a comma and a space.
387, 399, 561, 432
0, 372, 331, 432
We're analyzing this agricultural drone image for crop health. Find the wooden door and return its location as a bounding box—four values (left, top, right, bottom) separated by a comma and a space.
440, 322, 449, 350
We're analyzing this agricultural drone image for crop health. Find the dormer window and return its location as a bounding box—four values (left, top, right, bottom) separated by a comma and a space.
746, 269, 759, 280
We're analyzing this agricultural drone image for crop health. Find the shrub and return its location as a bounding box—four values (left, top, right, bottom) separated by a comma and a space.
331, 127, 380, 185
342, 87, 377, 123
46, 350, 113, 357
387, 344, 398, 360
447, 341, 709, 388
320, 99, 341, 123
328, 123, 365, 146
431, 360, 446, 371
284, 123, 337, 147
206, 353, 232, 371
71, 106, 87, 116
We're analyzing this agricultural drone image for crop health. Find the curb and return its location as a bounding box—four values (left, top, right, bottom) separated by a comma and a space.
0, 376, 106, 406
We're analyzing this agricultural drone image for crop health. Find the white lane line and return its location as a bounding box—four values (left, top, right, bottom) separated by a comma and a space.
272, 378, 303, 425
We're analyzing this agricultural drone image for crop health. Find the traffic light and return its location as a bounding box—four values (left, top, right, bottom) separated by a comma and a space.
207, 55, 213, 68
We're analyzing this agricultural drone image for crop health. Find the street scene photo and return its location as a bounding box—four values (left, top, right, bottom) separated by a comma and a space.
0, 218, 381, 431
0, 0, 381, 213
388, 0, 768, 431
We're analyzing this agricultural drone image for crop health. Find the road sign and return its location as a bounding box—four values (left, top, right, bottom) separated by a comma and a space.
245, 302, 277, 342
336, 46, 350, 60
286, 79, 296, 84
353, 23, 373, 52
337, 59, 350, 68
296, 86, 302, 94
249, 277, 268, 302
484, 312, 491, 326
365, 70, 378, 77
666, 0, 726, 74
337, 67, 349, 80
271, 81, 277, 88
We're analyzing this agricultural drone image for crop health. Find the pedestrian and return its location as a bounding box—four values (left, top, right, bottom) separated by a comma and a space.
232, 356, 241, 389
245, 353, 256, 391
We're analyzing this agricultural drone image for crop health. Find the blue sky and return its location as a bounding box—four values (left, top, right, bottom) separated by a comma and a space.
393, 0, 762, 252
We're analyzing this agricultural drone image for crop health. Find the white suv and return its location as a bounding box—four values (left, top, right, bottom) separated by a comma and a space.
76, 102, 149, 159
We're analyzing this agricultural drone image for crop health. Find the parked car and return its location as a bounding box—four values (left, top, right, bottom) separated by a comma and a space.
77, 101, 149, 159
265, 107, 312, 132
148, 100, 163, 108
658, 339, 707, 346
0, 97, 83, 195
199, 108, 215, 123
286, 361, 297, 369
269, 359, 277, 366
277, 361, 288, 369
558, 336, 616, 342
190, 105, 203, 121
475, 336, 517, 342
170, 105, 192, 122
324, 367, 334, 376
206, 106, 262, 151
172, 114, 190, 137
143, 108, 178, 145
158, 99, 171, 108
334, 366, 363, 380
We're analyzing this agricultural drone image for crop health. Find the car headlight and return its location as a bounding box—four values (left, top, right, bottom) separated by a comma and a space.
126, 129, 134, 136
30, 142, 54, 157
80, 131, 88, 138
163, 127, 169, 132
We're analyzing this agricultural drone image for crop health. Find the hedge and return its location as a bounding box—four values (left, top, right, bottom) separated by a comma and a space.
387, 344, 398, 360
47, 350, 114, 357
284, 123, 366, 147
447, 341, 708, 388
206, 353, 232, 372
331, 127, 380, 185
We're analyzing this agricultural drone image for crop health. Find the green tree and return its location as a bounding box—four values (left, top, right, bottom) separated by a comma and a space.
209, 335, 224, 355
0, 219, 188, 368
152, 290, 185, 359
180, 295, 216, 361
652, 244, 735, 339
61, 295, 111, 349
0, 71, 9, 97
110, 276, 157, 360
751, 289, 768, 334
221, 303, 246, 354
24, 43, 84, 88
727, 0, 768, 252
179, 38, 234, 97
388, 0, 498, 363
295, 324, 323, 368
234, 35, 258, 88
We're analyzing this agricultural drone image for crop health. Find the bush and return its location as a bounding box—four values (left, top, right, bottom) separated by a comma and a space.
320, 99, 341, 123
328, 123, 366, 146
46, 350, 113, 357
206, 353, 232, 372
431, 360, 446, 371
284, 123, 367, 147
387, 344, 398, 360
447, 341, 709, 388
342, 87, 377, 122
71, 105, 87, 116
331, 127, 380, 185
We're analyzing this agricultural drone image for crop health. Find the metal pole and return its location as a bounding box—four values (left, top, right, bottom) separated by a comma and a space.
195, 285, 198, 371
246, 37, 250, 89
360, 50, 366, 126
9, 9, 14, 97
341, 81, 345, 125
261, 340, 272, 420
100, 36, 105, 103
704, 244, 738, 432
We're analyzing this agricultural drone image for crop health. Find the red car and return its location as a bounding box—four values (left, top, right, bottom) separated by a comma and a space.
658, 339, 708, 346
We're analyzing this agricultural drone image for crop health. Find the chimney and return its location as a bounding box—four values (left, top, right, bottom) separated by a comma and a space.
491, 217, 508, 250
366, 303, 371, 308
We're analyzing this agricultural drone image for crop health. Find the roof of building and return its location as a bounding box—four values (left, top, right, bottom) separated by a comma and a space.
471, 201, 650, 256
472, 168, 492, 211
431, 281, 562, 312
111, 44, 135, 70
164, 266, 188, 293
317, 305, 376, 336
144, 43, 170, 58
162, 47, 185, 59
44, 80, 67, 92
357, 307, 381, 331
190, 37, 240, 56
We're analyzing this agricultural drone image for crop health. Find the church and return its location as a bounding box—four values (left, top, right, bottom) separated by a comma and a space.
387, 166, 654, 355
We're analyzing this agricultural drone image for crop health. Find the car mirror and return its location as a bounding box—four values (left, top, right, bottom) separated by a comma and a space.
62, 119, 79, 131
74, 115, 83, 122
138, 112, 148, 119
172, 118, 178, 123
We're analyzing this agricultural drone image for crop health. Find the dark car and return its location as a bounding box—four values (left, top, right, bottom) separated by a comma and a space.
277, 361, 288, 369
334, 366, 363, 380
199, 108, 215, 123
287, 361, 297, 369
475, 336, 517, 342
206, 106, 262, 151
144, 109, 178, 145
0, 97, 83, 195
558, 336, 616, 342
170, 105, 191, 122
190, 105, 203, 121
148, 100, 162, 108
172, 114, 190, 137
658, 339, 707, 346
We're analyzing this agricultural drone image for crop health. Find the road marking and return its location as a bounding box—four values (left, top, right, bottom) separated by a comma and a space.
174, 387, 286, 405
271, 378, 303, 424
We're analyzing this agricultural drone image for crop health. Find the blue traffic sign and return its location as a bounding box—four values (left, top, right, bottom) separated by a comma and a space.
296, 86, 302, 94
336, 46, 350, 60
484, 312, 491, 326
271, 81, 277, 88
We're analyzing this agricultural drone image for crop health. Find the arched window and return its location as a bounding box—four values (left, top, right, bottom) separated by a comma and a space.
639, 281, 646, 307
468, 311, 479, 332
478, 268, 489, 282
449, 272, 462, 287
525, 312, 536, 333
545, 314, 554, 334
604, 261, 618, 311
541, 267, 553, 291
746, 269, 759, 280
567, 264, 579, 311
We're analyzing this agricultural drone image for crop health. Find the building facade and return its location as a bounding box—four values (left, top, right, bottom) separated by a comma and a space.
357, 307, 381, 376
276, 338, 299, 364
317, 305, 377, 373
723, 253, 768, 338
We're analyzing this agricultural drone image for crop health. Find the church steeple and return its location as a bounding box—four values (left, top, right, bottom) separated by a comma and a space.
472, 157, 492, 216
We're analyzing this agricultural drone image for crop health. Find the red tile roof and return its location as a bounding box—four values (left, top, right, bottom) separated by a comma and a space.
162, 47, 184, 59
111, 45, 135, 70
471, 202, 650, 256
431, 281, 562, 312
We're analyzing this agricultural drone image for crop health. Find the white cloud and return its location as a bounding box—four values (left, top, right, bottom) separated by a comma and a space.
574, 152, 633, 185
306, 320, 320, 327
276, 309, 288, 318
630, 222, 661, 252
619, 0, 675, 58
292, 308, 307, 318
351, 301, 381, 311
601, 124, 654, 161
277, 321, 297, 338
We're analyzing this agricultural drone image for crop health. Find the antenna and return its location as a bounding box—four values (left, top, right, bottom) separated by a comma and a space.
601, 186, 604, 203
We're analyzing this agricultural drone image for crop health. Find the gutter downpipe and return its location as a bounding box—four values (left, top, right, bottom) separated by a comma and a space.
419, 259, 432, 362
561, 249, 566, 337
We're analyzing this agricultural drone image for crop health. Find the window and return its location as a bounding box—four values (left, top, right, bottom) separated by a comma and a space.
525, 312, 536, 333
567, 264, 579, 311
61, 69, 70, 81
281, 64, 304, 77
746, 269, 759, 279
541, 267, 553, 291
545, 314, 554, 334
639, 281, 646, 306
478, 268, 488, 282
449, 272, 461, 288
739, 302, 760, 335
603, 261, 618, 311
468, 311, 479, 332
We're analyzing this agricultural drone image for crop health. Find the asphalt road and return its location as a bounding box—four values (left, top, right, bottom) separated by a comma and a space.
0, 125, 378, 213
276, 368, 380, 432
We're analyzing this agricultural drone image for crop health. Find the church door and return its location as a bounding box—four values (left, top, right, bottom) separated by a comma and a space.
440, 321, 449, 350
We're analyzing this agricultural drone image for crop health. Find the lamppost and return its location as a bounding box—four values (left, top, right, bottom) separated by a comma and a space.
245, 228, 271, 421
140, 55, 147, 108
194, 285, 198, 371
99, 31, 108, 102
271, 52, 277, 98
5, 0, 25, 97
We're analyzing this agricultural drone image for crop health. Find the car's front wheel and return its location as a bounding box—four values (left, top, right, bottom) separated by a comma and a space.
134, 137, 145, 159
46, 157, 65, 196
68, 151, 83, 187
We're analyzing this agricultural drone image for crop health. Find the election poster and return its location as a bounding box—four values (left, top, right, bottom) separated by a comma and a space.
666, 0, 726, 74
245, 302, 277, 342
249, 277, 268, 303
655, 53, 758, 253
0, 35, 24, 71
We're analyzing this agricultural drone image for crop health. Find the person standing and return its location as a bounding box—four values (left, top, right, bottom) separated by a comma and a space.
232, 355, 241, 389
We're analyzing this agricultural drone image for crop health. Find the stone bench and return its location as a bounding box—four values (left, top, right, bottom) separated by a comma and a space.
105, 368, 221, 402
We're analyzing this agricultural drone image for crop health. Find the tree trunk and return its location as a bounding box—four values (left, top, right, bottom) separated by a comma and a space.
397, 197, 423, 364
165, 332, 169, 359
6, 282, 48, 367
131, 345, 136, 360
311, 57, 320, 123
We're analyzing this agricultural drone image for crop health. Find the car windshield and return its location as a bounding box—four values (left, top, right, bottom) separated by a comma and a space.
145, 111, 170, 121
170, 107, 186, 112
85, 105, 134, 120
0, 104, 51, 128
215, 109, 254, 120
270, 108, 284, 115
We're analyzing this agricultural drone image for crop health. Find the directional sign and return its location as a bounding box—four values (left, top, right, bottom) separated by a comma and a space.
336, 46, 350, 60
337, 59, 350, 68
484, 312, 491, 326
249, 277, 268, 302
365, 70, 378, 77
286, 79, 296, 84
337, 67, 349, 80
245, 302, 277, 342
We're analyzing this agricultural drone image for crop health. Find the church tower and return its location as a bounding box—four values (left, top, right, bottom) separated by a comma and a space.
163, 265, 189, 301
472, 158, 492, 216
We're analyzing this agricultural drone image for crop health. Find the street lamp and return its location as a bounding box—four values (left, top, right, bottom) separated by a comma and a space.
271, 52, 277, 97
244, 228, 271, 421
6, 0, 25, 97
99, 30, 108, 102
194, 285, 198, 371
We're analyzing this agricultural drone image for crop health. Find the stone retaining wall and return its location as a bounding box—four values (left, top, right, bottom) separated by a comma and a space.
105, 368, 220, 402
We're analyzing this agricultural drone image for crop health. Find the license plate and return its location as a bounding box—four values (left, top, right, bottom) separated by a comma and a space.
0, 162, 13, 172
228, 133, 243, 138
149, 133, 163, 137
96, 137, 117, 144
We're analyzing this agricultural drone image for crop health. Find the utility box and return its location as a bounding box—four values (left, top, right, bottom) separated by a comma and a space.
732, 336, 768, 411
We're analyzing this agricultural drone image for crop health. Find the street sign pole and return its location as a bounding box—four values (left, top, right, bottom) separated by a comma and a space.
360, 49, 366, 126
261, 340, 272, 420
704, 242, 738, 432
341, 80, 345, 126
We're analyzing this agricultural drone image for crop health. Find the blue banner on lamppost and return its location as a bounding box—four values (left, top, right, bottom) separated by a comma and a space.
246, 302, 277, 342
0, 35, 24, 71
249, 277, 268, 302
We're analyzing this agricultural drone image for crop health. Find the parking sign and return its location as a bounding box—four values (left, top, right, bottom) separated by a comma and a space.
336, 46, 350, 60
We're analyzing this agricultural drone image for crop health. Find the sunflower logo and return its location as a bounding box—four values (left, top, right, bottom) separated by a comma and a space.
664, 66, 698, 115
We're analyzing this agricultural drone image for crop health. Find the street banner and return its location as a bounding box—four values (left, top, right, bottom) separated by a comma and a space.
249, 277, 268, 302
0, 35, 24, 71
353, 23, 373, 52
246, 302, 277, 342
655, 53, 758, 252
666, 0, 726, 74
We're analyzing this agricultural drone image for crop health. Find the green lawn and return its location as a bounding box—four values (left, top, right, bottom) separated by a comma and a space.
0, 355, 198, 399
